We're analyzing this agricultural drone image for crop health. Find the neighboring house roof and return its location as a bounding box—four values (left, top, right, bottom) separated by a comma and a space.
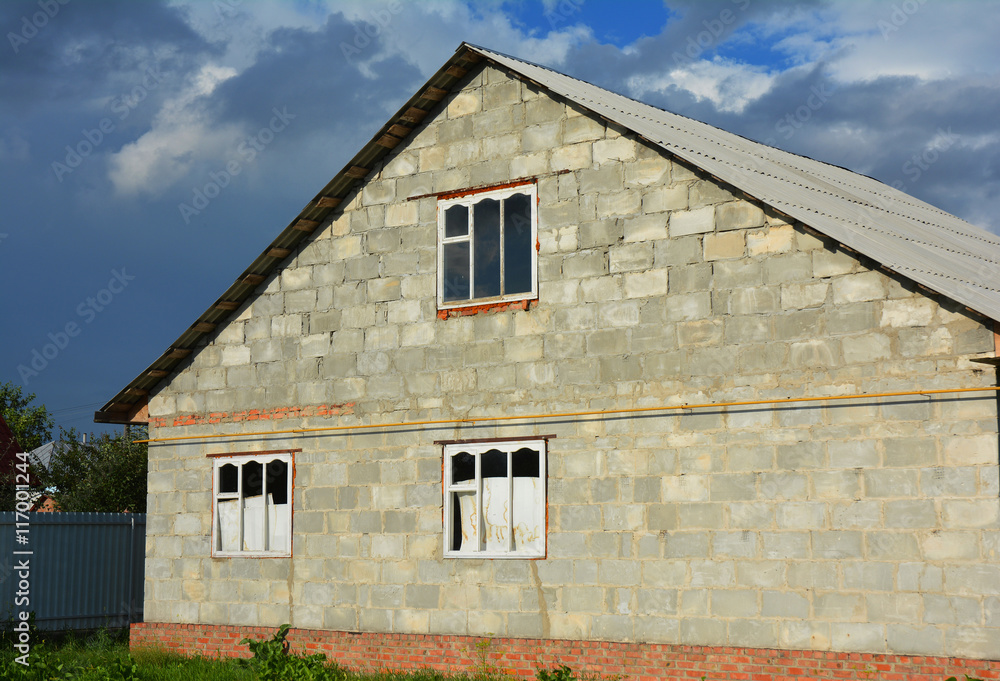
96, 42, 1000, 424
28, 441, 56, 470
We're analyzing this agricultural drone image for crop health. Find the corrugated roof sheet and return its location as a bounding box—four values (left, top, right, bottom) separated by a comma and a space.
470, 44, 1000, 323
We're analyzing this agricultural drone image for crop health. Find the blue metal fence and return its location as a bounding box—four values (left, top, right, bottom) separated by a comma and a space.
0, 512, 145, 631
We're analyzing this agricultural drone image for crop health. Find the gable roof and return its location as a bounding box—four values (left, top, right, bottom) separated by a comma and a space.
96, 42, 1000, 424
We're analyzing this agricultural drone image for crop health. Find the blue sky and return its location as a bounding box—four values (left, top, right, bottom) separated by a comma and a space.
1, 0, 999, 434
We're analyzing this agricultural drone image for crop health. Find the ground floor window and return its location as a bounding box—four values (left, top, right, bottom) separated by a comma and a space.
211, 450, 293, 557
443, 438, 546, 558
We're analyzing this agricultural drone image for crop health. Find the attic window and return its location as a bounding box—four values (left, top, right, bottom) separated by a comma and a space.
437, 183, 538, 310
212, 451, 292, 557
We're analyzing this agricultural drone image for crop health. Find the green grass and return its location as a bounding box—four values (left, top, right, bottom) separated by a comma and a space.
0, 629, 252, 681
0, 628, 525, 681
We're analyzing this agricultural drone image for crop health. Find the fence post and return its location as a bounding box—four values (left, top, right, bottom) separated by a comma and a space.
128, 514, 136, 625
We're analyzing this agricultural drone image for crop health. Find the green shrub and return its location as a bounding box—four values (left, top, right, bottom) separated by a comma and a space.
240, 623, 345, 681
536, 666, 576, 681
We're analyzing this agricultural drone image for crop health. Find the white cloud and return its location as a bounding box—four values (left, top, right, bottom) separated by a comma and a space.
107, 64, 241, 197
169, 0, 335, 72
628, 59, 776, 114
330, 0, 592, 79
752, 1, 1000, 84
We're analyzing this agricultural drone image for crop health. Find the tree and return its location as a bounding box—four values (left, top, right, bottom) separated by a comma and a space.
31, 426, 148, 513
0, 382, 53, 510
0, 382, 53, 452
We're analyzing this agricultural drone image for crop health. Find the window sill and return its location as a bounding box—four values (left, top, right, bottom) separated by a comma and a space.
444, 551, 546, 560
437, 298, 536, 320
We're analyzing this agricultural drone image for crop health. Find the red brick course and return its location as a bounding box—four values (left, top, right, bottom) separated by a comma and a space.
148, 402, 354, 428
130, 622, 1000, 680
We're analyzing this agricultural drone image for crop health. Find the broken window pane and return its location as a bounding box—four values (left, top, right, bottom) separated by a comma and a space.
451, 495, 464, 551
242, 461, 263, 498
444, 440, 546, 558
512, 475, 543, 553
481, 449, 507, 478
512, 447, 539, 477
242, 493, 265, 552
453, 490, 477, 552
267, 494, 291, 553
219, 463, 238, 494
266, 459, 288, 504
214, 453, 293, 556
504, 193, 533, 295
452, 451, 474, 484
216, 499, 239, 552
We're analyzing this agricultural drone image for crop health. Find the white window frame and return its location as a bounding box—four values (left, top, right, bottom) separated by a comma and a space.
436, 183, 538, 310
211, 451, 293, 558
443, 438, 547, 559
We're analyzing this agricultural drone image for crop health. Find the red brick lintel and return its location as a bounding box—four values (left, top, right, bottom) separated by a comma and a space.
130, 623, 1000, 681
148, 403, 355, 429
437, 298, 535, 320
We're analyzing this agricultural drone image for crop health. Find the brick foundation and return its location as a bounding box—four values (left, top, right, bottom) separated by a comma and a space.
130, 623, 1000, 680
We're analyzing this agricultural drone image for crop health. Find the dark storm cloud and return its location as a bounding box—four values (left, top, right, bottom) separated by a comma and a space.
729, 73, 1000, 228
536, 2, 1000, 232
0, 0, 218, 199
0, 0, 214, 107
208, 13, 425, 137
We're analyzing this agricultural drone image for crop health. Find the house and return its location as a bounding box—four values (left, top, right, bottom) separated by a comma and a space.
99, 44, 1000, 678
1, 417, 56, 510
26, 441, 59, 511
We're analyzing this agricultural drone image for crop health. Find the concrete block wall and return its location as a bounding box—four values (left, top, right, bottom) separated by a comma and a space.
144, 63, 1000, 660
